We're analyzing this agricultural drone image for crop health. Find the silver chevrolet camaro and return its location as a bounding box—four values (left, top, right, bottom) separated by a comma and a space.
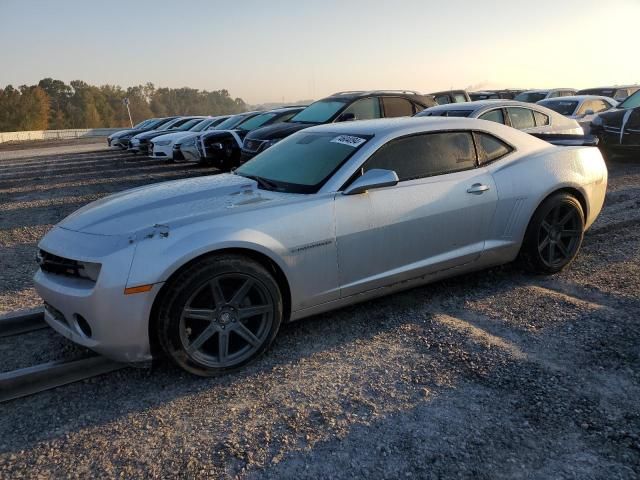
34, 117, 607, 376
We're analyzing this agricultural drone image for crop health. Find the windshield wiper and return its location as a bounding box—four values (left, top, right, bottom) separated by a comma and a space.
237, 174, 278, 191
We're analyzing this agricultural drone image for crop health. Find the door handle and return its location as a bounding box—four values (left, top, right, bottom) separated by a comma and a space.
467, 183, 490, 194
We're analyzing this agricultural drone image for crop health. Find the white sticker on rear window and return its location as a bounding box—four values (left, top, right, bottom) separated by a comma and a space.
330, 135, 367, 148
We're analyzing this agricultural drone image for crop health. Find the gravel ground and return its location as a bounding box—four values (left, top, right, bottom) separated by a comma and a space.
0, 145, 639, 479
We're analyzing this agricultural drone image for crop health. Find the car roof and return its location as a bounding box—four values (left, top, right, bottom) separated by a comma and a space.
263, 106, 306, 114
324, 90, 433, 103
577, 85, 639, 91
538, 95, 616, 103
424, 99, 545, 111
300, 116, 505, 136
520, 88, 575, 94
430, 90, 468, 95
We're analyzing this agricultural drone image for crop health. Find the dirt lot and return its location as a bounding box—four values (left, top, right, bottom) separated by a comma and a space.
0, 144, 639, 479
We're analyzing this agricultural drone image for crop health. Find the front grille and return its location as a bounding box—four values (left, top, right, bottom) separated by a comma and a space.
243, 139, 264, 152
38, 250, 82, 276
37, 250, 98, 281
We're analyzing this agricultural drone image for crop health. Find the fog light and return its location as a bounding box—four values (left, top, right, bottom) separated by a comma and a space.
74, 314, 92, 338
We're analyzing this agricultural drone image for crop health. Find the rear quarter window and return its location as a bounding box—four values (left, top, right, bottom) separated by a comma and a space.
474, 132, 513, 165
533, 111, 550, 126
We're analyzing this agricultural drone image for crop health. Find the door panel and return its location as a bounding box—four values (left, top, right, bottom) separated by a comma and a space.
622, 109, 640, 146
334, 168, 498, 297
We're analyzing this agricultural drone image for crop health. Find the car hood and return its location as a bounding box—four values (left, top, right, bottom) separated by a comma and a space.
57, 174, 293, 236
110, 128, 137, 139
202, 129, 249, 142
244, 122, 315, 141
134, 129, 179, 141
152, 131, 195, 143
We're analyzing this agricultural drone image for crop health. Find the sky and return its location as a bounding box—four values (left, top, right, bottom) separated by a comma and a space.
0, 0, 638, 105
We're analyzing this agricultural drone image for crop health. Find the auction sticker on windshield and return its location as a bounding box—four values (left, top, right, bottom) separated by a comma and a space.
331, 135, 367, 148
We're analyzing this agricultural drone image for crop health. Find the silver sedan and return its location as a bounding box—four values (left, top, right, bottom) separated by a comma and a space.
34, 117, 607, 376
417, 100, 584, 136
537, 95, 618, 134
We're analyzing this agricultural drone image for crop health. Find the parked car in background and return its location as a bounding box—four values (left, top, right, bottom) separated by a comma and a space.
129, 117, 205, 155
107, 117, 178, 149
590, 89, 640, 160
577, 85, 640, 103
149, 116, 230, 161
180, 112, 262, 163
515, 89, 577, 103
193, 107, 305, 170
417, 100, 583, 137
430, 90, 471, 105
537, 96, 617, 134
469, 90, 525, 101
33, 116, 607, 376
240, 90, 435, 163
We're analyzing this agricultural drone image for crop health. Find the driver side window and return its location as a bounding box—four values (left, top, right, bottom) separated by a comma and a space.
363, 131, 476, 182
342, 98, 381, 121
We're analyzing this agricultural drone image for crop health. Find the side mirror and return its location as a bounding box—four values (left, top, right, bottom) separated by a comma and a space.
343, 169, 399, 196
583, 109, 594, 116
337, 112, 356, 122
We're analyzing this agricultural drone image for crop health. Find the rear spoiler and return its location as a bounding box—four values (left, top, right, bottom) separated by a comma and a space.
529, 133, 599, 147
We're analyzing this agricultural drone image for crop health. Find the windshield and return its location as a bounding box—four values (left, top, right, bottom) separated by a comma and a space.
216, 115, 251, 130
163, 118, 195, 130
619, 90, 640, 109
133, 119, 153, 129
470, 94, 497, 101
579, 89, 615, 97
176, 118, 203, 131
515, 92, 548, 103
538, 100, 578, 116
289, 99, 349, 124
235, 131, 372, 193
155, 118, 180, 130
189, 119, 213, 132
145, 118, 169, 129
236, 112, 277, 131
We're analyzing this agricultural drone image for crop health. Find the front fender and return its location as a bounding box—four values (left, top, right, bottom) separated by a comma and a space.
126, 226, 291, 289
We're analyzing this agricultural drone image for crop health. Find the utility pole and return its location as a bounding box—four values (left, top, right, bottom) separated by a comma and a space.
123, 97, 133, 128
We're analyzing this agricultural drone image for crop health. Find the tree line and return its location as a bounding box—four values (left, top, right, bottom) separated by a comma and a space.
0, 79, 249, 132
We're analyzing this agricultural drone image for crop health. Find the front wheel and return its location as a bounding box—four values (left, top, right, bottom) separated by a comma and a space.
155, 254, 283, 376
520, 192, 585, 274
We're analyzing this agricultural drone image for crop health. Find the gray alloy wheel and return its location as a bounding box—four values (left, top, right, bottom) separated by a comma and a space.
179, 273, 274, 369
536, 204, 583, 269
156, 254, 283, 376
520, 192, 585, 274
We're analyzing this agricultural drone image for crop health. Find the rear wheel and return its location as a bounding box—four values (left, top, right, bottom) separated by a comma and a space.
520, 192, 585, 274
155, 255, 283, 376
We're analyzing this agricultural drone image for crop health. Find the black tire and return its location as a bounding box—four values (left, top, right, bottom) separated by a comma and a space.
520, 192, 585, 274
155, 254, 283, 376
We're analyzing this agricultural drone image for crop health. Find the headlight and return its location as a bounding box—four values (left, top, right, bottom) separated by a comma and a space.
78, 261, 101, 282
155, 140, 171, 146
263, 138, 281, 149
